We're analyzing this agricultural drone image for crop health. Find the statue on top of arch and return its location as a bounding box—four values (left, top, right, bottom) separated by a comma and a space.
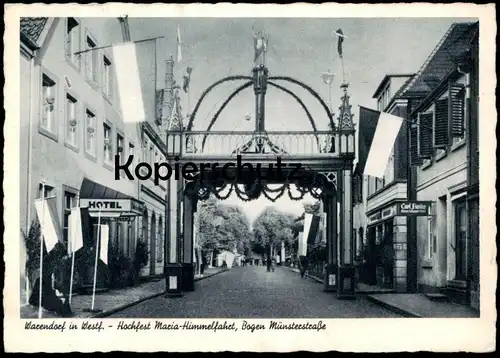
252, 26, 268, 68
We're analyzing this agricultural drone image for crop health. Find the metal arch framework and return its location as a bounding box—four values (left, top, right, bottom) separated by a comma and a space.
268, 76, 335, 130
165, 64, 357, 301
186, 74, 334, 135
201, 80, 321, 151
187, 75, 253, 131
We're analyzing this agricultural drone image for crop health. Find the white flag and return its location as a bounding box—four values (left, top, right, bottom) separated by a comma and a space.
177, 25, 182, 63
68, 208, 84, 254
112, 42, 146, 123
298, 232, 307, 257
100, 224, 109, 265
34, 197, 62, 252
361, 108, 404, 178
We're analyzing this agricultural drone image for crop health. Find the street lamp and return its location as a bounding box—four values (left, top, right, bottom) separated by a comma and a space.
321, 71, 335, 115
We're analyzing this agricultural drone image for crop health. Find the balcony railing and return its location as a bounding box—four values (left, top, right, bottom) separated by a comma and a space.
166, 130, 355, 157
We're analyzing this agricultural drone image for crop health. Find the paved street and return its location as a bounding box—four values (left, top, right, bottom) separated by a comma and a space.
110, 266, 401, 318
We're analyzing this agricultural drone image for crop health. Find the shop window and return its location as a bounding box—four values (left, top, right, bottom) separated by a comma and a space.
157, 217, 163, 262
454, 200, 467, 280
426, 203, 437, 259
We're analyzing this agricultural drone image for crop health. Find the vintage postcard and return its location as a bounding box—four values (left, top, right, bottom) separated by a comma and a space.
3, 2, 496, 353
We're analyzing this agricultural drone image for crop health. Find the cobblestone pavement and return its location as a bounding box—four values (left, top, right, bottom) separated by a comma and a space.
110, 266, 402, 318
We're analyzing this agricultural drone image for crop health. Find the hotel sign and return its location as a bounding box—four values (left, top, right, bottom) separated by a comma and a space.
396, 201, 432, 216
80, 199, 145, 216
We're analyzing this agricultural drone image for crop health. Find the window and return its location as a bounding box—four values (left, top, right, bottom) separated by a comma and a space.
85, 35, 98, 83
116, 133, 124, 165
103, 55, 113, 99
63, 191, 77, 247
129, 143, 135, 169
65, 18, 80, 68
37, 183, 54, 199
417, 111, 434, 159
103, 122, 112, 164
66, 94, 78, 146
454, 200, 467, 280
41, 74, 56, 133
157, 217, 163, 262
85, 109, 96, 157
451, 84, 466, 143
426, 215, 436, 259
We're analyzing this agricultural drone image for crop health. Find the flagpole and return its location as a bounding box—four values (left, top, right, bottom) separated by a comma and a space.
91, 208, 102, 311
37, 180, 46, 319
340, 55, 346, 85
69, 233, 75, 305
68, 195, 78, 305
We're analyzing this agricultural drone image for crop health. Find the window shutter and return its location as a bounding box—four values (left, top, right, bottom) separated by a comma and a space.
410, 123, 421, 166
418, 112, 434, 158
451, 84, 465, 137
434, 98, 449, 147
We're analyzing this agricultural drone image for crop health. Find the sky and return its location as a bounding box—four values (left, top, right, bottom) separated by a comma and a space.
126, 17, 475, 222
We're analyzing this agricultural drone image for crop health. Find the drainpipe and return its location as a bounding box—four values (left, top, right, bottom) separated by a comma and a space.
24, 52, 36, 304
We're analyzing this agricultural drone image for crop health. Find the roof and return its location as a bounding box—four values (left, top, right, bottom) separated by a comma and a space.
372, 74, 415, 99
400, 22, 479, 98
20, 17, 49, 49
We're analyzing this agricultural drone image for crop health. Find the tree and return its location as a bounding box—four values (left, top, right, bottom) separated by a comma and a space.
196, 196, 252, 260
251, 207, 295, 260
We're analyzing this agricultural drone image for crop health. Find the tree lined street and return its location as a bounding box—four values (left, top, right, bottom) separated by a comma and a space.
109, 266, 401, 318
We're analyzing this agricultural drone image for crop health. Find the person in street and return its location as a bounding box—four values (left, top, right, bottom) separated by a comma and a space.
299, 255, 308, 279
271, 258, 276, 272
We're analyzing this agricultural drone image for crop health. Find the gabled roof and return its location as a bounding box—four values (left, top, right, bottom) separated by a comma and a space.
372, 74, 415, 99
400, 22, 479, 98
20, 17, 49, 49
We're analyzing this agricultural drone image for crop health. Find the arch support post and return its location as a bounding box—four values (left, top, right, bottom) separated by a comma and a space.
181, 183, 196, 291
323, 190, 338, 292
337, 169, 356, 299
164, 131, 184, 297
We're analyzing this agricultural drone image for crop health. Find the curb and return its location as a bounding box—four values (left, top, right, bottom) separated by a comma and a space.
90, 269, 229, 318
365, 296, 421, 318
287, 267, 397, 295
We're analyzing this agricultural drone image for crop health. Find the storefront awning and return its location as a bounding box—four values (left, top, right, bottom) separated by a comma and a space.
79, 177, 145, 218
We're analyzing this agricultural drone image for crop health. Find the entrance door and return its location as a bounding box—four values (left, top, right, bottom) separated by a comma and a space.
150, 213, 156, 275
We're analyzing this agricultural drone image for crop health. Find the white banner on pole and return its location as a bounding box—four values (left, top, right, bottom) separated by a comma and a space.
34, 197, 61, 252
68, 208, 84, 253
100, 224, 109, 265
298, 232, 307, 256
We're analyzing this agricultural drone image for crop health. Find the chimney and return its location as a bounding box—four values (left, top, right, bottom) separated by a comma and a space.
162, 55, 175, 124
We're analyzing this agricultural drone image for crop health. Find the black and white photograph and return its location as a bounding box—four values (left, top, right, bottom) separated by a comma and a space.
4, 3, 496, 353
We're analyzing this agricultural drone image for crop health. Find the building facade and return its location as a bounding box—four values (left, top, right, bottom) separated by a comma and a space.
19, 17, 166, 298
354, 74, 413, 292
400, 22, 479, 308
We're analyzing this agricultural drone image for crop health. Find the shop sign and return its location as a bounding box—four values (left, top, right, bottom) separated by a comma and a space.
396, 201, 432, 216
80, 199, 131, 211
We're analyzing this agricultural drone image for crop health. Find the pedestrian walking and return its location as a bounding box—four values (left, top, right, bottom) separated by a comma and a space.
299, 255, 308, 279
271, 258, 276, 272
